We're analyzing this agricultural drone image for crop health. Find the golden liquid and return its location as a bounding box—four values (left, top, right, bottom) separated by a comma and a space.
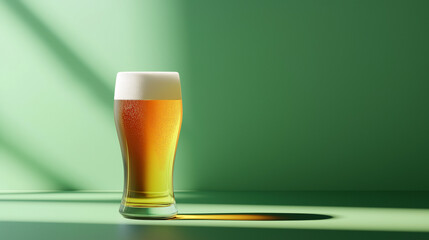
114, 100, 182, 208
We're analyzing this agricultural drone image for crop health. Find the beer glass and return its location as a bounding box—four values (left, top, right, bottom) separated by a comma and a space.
114, 72, 182, 219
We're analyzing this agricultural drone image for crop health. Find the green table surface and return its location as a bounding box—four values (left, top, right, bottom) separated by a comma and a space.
0, 191, 428, 239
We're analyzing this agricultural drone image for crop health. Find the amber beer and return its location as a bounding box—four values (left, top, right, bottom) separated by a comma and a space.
114, 72, 182, 219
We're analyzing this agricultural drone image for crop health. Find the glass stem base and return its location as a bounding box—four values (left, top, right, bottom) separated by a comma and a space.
119, 204, 178, 219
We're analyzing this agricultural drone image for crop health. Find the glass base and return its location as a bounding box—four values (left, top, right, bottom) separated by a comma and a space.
119, 204, 178, 219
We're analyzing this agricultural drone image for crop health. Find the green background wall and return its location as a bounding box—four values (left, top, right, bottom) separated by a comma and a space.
0, 0, 428, 191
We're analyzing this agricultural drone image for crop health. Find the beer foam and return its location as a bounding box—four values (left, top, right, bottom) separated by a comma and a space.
114, 72, 182, 100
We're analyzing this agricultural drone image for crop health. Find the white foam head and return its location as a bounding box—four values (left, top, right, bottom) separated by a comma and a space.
114, 72, 182, 100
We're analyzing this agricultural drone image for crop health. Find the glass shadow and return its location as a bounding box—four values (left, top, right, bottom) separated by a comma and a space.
174, 213, 333, 221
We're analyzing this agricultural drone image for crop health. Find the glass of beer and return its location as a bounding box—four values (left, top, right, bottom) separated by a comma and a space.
114, 72, 182, 219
